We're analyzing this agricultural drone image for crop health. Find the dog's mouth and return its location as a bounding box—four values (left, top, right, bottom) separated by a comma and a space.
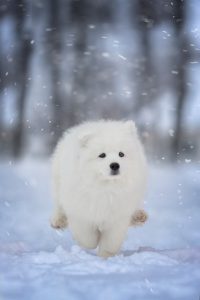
110, 170, 120, 176
98, 170, 121, 181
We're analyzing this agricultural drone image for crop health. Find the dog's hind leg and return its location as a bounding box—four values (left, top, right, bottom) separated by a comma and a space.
50, 156, 68, 230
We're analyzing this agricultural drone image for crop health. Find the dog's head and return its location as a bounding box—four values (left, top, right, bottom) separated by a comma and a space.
77, 121, 145, 183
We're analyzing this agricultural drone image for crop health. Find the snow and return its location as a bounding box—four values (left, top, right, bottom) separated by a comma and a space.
0, 160, 200, 299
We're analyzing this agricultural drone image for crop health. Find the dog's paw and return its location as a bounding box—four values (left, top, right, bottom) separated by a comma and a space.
130, 209, 148, 226
50, 215, 68, 229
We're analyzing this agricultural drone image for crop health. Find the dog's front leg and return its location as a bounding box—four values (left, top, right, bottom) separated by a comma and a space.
129, 209, 148, 226
50, 204, 68, 229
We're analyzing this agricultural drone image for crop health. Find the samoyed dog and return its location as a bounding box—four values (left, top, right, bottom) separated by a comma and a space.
51, 120, 147, 258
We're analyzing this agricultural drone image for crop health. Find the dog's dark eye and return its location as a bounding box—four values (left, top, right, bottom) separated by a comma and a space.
119, 152, 125, 157
99, 153, 106, 158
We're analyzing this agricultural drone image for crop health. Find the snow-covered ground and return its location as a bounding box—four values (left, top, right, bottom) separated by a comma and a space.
0, 159, 200, 300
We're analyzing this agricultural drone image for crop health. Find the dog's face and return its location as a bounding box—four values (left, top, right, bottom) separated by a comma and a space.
78, 121, 144, 183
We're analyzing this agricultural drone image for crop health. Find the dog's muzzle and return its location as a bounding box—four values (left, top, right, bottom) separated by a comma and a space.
110, 162, 120, 175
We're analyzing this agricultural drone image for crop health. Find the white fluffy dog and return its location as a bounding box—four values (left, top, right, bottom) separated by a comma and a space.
51, 120, 147, 257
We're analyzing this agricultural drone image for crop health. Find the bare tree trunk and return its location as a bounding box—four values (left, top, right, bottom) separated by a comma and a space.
171, 0, 188, 160
0, 38, 3, 138
12, 0, 33, 158
131, 0, 157, 118
68, 0, 89, 125
0, 11, 6, 147
12, 39, 32, 157
46, 0, 63, 145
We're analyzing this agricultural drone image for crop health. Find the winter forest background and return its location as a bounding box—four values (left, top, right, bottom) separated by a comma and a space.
0, 0, 200, 160
0, 1, 200, 300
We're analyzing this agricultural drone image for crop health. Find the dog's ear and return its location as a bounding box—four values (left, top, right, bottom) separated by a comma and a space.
78, 132, 93, 147
125, 120, 137, 135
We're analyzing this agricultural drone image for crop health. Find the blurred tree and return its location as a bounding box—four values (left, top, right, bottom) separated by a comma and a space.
69, 0, 117, 123
12, 0, 33, 158
45, 0, 64, 145
130, 0, 158, 117
0, 0, 33, 157
171, 0, 189, 160
0, 26, 3, 139
0, 1, 10, 147
68, 0, 90, 125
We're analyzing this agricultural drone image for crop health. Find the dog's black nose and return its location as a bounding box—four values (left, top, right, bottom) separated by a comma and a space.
110, 162, 120, 171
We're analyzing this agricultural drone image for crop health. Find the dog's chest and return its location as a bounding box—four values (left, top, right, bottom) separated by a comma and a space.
81, 186, 133, 224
